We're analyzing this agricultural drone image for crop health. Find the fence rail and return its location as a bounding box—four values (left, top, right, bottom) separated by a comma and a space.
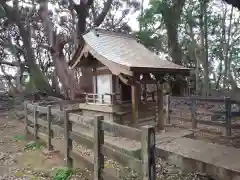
165, 95, 240, 137
24, 101, 156, 180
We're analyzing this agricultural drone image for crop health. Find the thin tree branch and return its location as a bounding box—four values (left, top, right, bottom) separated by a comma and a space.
94, 0, 113, 27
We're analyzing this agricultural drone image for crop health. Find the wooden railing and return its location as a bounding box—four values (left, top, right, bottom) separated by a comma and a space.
85, 93, 114, 105
24, 102, 156, 180
165, 95, 240, 137
85, 93, 132, 106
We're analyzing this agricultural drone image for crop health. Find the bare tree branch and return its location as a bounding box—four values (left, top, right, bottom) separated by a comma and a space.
94, 0, 113, 27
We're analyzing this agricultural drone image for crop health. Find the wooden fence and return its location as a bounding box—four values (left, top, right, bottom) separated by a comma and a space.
165, 95, 240, 136
24, 102, 156, 180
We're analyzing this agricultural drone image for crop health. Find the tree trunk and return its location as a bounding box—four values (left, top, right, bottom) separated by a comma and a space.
161, 0, 186, 96
0, 1, 53, 94
39, 0, 113, 99
200, 0, 209, 96
223, 6, 233, 89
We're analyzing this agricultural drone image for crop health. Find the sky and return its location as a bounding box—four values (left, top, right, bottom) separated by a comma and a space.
127, 0, 149, 31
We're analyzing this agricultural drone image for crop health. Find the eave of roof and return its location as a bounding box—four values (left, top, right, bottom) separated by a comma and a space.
70, 28, 191, 76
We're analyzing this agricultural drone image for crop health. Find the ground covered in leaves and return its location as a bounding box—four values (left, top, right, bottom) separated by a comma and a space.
0, 112, 214, 180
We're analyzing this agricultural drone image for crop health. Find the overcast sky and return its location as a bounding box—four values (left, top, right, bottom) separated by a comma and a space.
128, 0, 149, 31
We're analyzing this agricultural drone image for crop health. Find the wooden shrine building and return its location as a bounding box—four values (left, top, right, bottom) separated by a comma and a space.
69, 29, 190, 130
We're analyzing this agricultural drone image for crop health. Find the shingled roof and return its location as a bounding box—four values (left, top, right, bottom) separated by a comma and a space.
70, 29, 190, 76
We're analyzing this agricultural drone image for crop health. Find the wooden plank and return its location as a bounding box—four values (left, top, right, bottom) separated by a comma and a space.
131, 74, 137, 126
60, 99, 84, 105
196, 119, 225, 127
230, 99, 240, 104
225, 97, 232, 136
27, 116, 48, 128
27, 122, 52, 136
24, 103, 29, 135
33, 105, 38, 140
52, 124, 64, 133
27, 126, 48, 138
164, 95, 170, 124
51, 109, 64, 117
94, 116, 104, 180
64, 110, 73, 168
69, 114, 94, 128
101, 121, 142, 141
36, 106, 48, 113
191, 99, 197, 129
141, 125, 156, 180
69, 113, 142, 141
138, 116, 155, 123
172, 96, 225, 102
69, 131, 94, 149
231, 123, 240, 129
27, 103, 35, 111
156, 83, 164, 131
191, 96, 225, 102
67, 109, 82, 113
47, 106, 53, 151
170, 115, 191, 122
171, 96, 191, 100
170, 108, 191, 112
69, 151, 94, 171
230, 112, 240, 117
100, 145, 142, 174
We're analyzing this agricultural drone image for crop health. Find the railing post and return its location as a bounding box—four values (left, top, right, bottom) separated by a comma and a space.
191, 97, 197, 130
101, 95, 104, 104
85, 93, 88, 104
94, 115, 104, 180
110, 94, 113, 105
64, 110, 73, 168
33, 105, 39, 140
60, 102, 63, 111
47, 105, 53, 151
93, 94, 98, 104
164, 95, 170, 124
141, 125, 156, 180
24, 102, 29, 136
225, 97, 232, 136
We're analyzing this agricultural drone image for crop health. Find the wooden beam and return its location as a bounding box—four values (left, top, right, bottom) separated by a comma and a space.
93, 67, 98, 94
71, 45, 89, 69
156, 83, 164, 131
143, 83, 147, 103
131, 74, 138, 126
131, 67, 190, 76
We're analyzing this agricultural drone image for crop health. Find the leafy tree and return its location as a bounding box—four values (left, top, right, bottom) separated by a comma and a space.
0, 0, 139, 98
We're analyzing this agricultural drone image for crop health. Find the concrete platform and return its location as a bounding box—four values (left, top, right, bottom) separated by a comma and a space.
73, 124, 192, 159
156, 137, 240, 180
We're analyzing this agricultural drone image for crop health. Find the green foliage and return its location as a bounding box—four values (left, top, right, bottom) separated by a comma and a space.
53, 167, 74, 180
13, 135, 25, 141
24, 141, 43, 150
0, 5, 6, 18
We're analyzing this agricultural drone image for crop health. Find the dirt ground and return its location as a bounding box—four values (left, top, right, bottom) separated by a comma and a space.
1, 111, 213, 180
0, 112, 67, 179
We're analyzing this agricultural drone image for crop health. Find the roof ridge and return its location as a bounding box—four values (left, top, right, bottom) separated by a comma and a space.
93, 28, 136, 39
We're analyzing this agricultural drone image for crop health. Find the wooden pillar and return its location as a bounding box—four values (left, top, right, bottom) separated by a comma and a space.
64, 110, 73, 168
131, 73, 139, 126
143, 83, 147, 103
47, 105, 53, 151
24, 102, 29, 136
164, 95, 170, 124
156, 82, 164, 131
93, 115, 104, 180
141, 125, 156, 180
225, 97, 232, 136
93, 67, 97, 94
